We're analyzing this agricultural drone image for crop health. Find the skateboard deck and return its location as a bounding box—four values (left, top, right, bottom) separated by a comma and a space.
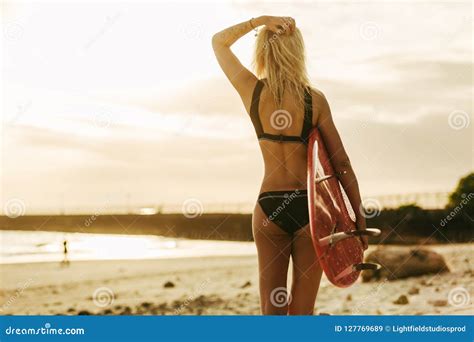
307, 128, 380, 287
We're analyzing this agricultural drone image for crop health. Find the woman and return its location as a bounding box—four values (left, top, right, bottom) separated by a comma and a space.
212, 16, 368, 315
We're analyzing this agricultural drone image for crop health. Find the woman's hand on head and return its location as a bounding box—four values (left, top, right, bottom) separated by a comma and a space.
263, 16, 295, 34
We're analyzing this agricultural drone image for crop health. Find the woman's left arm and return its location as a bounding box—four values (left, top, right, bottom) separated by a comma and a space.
315, 91, 369, 249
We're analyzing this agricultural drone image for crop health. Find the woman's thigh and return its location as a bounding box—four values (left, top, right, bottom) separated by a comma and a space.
289, 225, 323, 315
252, 203, 292, 314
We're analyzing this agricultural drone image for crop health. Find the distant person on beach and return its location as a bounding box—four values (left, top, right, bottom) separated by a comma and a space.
213, 16, 367, 314
61, 239, 70, 267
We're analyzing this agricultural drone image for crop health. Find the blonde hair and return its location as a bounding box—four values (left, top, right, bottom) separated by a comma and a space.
253, 27, 310, 108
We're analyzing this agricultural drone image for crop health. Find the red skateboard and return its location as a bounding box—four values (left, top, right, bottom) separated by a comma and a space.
307, 128, 380, 287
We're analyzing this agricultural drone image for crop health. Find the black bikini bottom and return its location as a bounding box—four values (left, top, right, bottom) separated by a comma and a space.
258, 189, 309, 235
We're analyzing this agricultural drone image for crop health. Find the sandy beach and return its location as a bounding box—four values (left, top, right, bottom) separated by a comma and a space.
0, 244, 472, 315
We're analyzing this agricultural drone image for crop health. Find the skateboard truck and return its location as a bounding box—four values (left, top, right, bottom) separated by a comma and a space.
318, 228, 381, 247
315, 170, 347, 184
334, 262, 381, 281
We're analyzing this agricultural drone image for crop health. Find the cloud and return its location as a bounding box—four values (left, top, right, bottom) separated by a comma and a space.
338, 113, 471, 191
126, 77, 244, 117
3, 100, 471, 213
128, 52, 472, 127
312, 53, 472, 124
2, 1, 471, 213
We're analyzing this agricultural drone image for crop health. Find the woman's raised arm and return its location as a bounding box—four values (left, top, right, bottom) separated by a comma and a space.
212, 16, 295, 108
211, 17, 264, 102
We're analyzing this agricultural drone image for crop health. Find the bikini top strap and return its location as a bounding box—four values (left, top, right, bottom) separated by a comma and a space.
300, 86, 313, 143
249, 79, 265, 136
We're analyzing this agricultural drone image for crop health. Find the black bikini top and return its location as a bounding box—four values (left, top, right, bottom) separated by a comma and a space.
249, 79, 313, 144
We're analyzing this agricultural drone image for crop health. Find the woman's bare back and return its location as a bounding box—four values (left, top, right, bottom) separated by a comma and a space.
250, 82, 321, 192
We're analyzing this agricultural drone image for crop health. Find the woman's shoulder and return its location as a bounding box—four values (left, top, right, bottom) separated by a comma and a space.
308, 86, 329, 110
309, 86, 326, 101
308, 86, 330, 124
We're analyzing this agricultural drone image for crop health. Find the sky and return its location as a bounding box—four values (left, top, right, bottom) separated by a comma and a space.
1, 0, 472, 214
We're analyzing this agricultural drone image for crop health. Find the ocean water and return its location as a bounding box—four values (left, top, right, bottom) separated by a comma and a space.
0, 230, 256, 264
